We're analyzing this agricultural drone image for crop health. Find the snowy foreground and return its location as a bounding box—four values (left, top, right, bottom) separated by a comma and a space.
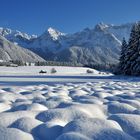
0, 66, 139, 140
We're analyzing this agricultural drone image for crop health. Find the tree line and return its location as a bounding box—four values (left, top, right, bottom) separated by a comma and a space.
117, 22, 140, 75
0, 60, 83, 67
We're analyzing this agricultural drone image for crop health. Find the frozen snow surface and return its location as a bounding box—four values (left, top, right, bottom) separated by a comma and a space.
0, 66, 139, 140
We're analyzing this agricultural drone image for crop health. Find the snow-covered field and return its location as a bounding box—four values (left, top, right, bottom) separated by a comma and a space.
0, 66, 113, 86
0, 66, 140, 140
0, 66, 102, 75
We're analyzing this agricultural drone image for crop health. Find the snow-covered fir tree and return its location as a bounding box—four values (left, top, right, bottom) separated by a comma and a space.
131, 39, 140, 75
118, 37, 128, 74
119, 22, 140, 75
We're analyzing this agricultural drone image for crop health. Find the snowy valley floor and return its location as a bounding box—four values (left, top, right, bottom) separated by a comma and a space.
0, 66, 140, 140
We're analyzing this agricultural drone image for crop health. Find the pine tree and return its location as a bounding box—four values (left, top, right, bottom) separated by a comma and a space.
131, 39, 140, 75
118, 38, 127, 74
123, 22, 140, 75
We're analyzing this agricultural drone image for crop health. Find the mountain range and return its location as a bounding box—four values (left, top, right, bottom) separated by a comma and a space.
0, 22, 134, 66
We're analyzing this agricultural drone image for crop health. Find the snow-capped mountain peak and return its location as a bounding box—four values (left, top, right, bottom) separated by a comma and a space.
0, 27, 35, 40
94, 22, 109, 31
0, 27, 38, 48
0, 27, 12, 36
47, 27, 65, 40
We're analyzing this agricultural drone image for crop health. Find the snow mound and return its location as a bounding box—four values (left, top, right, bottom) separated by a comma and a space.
36, 104, 106, 124
62, 117, 135, 140
9, 117, 42, 133
0, 111, 38, 127
25, 103, 48, 111
108, 102, 136, 114
33, 122, 63, 140
0, 126, 34, 140
109, 114, 140, 139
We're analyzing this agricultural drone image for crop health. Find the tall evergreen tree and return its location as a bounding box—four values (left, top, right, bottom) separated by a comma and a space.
131, 39, 140, 75
123, 22, 140, 75
118, 37, 128, 74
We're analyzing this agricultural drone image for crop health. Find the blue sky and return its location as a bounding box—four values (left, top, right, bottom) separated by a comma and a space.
0, 0, 140, 35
